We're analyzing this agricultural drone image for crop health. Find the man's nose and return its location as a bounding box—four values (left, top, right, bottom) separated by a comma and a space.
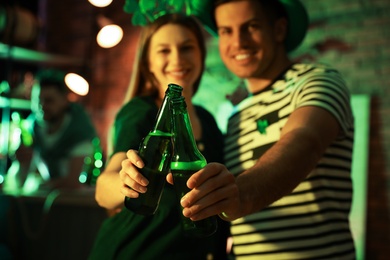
232, 30, 250, 48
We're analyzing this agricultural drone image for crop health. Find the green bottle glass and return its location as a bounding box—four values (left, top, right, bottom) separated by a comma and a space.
124, 84, 183, 215
170, 96, 218, 238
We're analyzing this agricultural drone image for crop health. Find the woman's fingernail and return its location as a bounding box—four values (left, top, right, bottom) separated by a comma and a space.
136, 161, 143, 168
182, 208, 190, 217
180, 195, 188, 206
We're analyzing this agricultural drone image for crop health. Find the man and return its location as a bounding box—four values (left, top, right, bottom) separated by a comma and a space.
12, 69, 98, 190
123, 0, 355, 258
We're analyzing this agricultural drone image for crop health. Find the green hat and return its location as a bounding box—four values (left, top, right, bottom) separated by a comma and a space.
280, 0, 309, 52
202, 0, 309, 52
124, 0, 309, 52
123, 0, 215, 28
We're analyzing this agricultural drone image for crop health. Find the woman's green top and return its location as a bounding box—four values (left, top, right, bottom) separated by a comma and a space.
89, 96, 229, 260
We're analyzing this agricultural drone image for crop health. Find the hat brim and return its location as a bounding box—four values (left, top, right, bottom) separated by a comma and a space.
280, 0, 309, 52
200, 0, 309, 53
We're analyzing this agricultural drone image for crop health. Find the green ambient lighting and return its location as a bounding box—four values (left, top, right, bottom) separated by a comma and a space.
350, 95, 370, 260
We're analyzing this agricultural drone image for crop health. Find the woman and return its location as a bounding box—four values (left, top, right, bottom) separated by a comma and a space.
89, 14, 229, 260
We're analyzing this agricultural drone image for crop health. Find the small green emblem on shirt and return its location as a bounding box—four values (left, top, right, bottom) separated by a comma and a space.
257, 119, 269, 134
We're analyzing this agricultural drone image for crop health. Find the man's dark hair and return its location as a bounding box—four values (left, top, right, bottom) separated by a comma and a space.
37, 69, 68, 94
212, 0, 288, 29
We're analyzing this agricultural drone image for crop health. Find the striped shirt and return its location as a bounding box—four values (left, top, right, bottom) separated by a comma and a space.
224, 63, 355, 259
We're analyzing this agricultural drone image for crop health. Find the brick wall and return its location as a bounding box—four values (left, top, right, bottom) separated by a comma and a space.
41, 0, 140, 156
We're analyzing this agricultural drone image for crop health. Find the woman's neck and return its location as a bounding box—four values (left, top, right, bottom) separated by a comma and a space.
185, 101, 201, 140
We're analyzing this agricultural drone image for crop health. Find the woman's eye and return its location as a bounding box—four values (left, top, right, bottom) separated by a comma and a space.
181, 45, 194, 51
158, 48, 170, 54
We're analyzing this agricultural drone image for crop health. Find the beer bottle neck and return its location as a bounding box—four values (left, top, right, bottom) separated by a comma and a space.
152, 84, 183, 134
171, 97, 206, 163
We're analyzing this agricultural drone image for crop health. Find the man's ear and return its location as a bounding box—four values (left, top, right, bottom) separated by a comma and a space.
274, 17, 288, 44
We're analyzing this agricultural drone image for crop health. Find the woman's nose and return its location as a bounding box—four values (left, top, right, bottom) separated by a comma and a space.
169, 48, 183, 64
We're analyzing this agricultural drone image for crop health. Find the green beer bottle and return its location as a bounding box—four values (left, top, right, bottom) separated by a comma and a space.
124, 84, 183, 215
170, 96, 218, 238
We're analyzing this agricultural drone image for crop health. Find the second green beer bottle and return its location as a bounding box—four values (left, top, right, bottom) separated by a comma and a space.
124, 83, 182, 215
170, 96, 218, 238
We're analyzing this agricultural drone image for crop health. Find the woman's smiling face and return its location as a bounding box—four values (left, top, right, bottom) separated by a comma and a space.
148, 23, 202, 98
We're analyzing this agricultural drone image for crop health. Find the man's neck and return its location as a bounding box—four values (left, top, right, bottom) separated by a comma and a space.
246, 57, 293, 94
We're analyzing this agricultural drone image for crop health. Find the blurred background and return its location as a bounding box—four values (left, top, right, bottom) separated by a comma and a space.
1, 0, 389, 259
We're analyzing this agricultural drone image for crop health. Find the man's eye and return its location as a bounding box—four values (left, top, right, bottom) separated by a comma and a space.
218, 28, 231, 36
248, 23, 261, 31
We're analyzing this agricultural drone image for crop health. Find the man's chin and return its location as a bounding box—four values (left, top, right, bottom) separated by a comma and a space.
231, 71, 253, 79
225, 65, 254, 79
